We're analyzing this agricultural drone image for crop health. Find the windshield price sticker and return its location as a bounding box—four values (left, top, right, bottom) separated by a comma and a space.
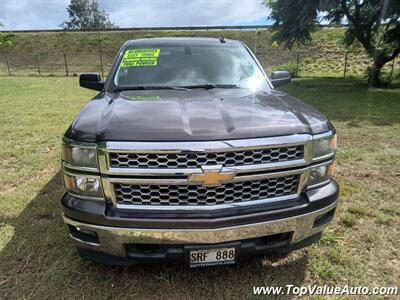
120, 48, 160, 67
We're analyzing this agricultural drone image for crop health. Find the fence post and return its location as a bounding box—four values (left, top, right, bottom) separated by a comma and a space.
63, 53, 69, 76
5, 54, 11, 76
99, 53, 104, 78
343, 52, 348, 78
36, 55, 41, 76
98, 31, 105, 78
254, 29, 258, 55
296, 52, 300, 77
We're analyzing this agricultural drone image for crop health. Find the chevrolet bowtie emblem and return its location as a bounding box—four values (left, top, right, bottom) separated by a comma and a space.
188, 165, 236, 186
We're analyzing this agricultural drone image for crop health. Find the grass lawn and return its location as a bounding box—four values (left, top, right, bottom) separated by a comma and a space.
0, 77, 399, 299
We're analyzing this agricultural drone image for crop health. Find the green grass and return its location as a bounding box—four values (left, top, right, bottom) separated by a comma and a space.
0, 77, 399, 298
1, 28, 399, 78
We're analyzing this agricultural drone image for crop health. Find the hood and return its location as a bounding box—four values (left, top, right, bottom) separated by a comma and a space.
66, 89, 332, 142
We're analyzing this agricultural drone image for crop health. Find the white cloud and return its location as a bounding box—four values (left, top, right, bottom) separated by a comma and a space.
0, 0, 269, 30
106, 0, 268, 27
0, 0, 69, 30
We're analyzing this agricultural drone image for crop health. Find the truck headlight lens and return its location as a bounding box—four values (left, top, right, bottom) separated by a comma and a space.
309, 162, 335, 187
312, 135, 337, 159
62, 142, 98, 169
64, 173, 102, 198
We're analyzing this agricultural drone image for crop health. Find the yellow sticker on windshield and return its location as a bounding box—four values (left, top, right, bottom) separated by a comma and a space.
120, 48, 160, 67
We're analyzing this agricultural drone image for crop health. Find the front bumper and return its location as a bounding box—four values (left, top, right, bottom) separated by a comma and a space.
62, 180, 339, 264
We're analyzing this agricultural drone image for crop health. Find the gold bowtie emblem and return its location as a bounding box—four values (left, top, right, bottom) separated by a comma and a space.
188, 166, 236, 186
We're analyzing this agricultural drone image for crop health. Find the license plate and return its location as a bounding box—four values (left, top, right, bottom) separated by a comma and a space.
188, 247, 236, 268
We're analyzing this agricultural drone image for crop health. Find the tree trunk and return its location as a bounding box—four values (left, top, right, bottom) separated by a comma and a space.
368, 60, 384, 87
367, 47, 400, 87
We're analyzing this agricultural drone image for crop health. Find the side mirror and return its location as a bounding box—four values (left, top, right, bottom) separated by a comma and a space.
270, 71, 291, 88
79, 73, 104, 91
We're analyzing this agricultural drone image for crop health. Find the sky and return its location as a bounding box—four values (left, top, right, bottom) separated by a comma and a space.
0, 0, 272, 30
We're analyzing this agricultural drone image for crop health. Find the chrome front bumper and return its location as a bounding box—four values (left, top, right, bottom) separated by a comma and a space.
63, 199, 337, 258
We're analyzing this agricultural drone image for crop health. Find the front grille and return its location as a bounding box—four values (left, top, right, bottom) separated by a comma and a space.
108, 145, 304, 169
114, 175, 299, 206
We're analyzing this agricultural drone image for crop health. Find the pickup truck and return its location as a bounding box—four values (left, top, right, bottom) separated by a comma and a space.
61, 37, 338, 267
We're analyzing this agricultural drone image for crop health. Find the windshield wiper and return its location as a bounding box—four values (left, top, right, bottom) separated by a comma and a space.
113, 84, 239, 92
182, 84, 239, 90
113, 86, 189, 92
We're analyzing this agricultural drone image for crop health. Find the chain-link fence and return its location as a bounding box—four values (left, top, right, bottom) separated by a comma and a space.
258, 50, 398, 78
0, 51, 116, 77
1, 26, 399, 78
0, 49, 398, 78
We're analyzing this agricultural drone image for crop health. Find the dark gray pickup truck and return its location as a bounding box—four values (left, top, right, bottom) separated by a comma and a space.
61, 37, 338, 267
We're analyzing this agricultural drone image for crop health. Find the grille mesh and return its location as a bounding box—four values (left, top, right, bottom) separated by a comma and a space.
114, 175, 299, 206
109, 145, 304, 169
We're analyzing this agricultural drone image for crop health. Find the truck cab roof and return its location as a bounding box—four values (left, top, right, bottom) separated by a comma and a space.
123, 37, 242, 48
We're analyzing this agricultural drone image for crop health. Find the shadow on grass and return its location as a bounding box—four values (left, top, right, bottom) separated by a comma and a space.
0, 171, 309, 298
280, 78, 400, 126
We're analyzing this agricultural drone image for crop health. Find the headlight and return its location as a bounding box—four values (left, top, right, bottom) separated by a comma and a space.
61, 138, 102, 200
312, 134, 337, 159
309, 162, 335, 187
63, 173, 102, 198
62, 140, 98, 169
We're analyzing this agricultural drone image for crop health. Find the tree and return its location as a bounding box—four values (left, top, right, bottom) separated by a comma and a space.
265, 0, 400, 87
61, 0, 117, 30
0, 22, 14, 50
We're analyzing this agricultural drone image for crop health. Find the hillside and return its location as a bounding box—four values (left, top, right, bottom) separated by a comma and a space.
6, 27, 348, 54
0, 28, 398, 77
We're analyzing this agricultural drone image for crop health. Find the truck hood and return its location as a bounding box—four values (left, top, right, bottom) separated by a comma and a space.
67, 89, 332, 142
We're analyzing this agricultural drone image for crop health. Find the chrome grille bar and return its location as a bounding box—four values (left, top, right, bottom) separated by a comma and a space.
97, 135, 313, 176
98, 134, 315, 208
108, 145, 303, 169
114, 174, 299, 206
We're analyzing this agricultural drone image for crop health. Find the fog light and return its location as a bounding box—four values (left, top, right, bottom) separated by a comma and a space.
76, 226, 97, 236
313, 208, 336, 228
68, 225, 99, 244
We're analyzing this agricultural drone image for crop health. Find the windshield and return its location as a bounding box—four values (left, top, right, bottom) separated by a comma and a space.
111, 44, 269, 91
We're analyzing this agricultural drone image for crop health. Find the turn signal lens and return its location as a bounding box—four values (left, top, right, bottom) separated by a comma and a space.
330, 135, 337, 151
327, 163, 336, 177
